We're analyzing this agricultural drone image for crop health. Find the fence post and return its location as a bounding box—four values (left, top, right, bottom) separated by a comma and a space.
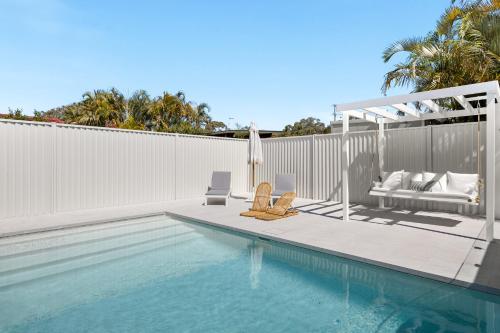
378, 120, 385, 209
51, 123, 57, 215
174, 133, 179, 200
426, 126, 432, 171
311, 134, 316, 200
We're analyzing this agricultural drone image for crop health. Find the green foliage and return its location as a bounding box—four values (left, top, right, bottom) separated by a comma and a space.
62, 88, 127, 127
38, 88, 227, 135
7, 108, 25, 120
127, 90, 152, 126
205, 120, 227, 133
383, 0, 499, 93
33, 110, 45, 121
282, 117, 330, 137
119, 116, 145, 130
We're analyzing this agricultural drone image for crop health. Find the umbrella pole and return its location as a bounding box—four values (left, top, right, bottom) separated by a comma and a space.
252, 162, 255, 190
246, 162, 256, 202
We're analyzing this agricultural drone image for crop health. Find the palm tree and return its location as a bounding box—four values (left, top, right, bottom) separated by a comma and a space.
66, 89, 126, 127
46, 87, 223, 135
128, 90, 152, 126
382, 0, 499, 94
194, 103, 211, 129
149, 92, 186, 131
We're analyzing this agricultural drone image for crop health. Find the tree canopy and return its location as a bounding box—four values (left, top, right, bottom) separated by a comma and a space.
383, 0, 499, 93
282, 117, 331, 137
33, 88, 227, 135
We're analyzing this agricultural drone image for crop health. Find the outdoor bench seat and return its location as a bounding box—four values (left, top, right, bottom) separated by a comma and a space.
369, 187, 478, 205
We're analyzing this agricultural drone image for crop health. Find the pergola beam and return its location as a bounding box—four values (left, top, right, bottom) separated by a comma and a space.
336, 81, 499, 111
332, 107, 488, 125
363, 107, 399, 121
465, 95, 487, 102
421, 100, 444, 114
392, 103, 420, 118
392, 107, 487, 123
345, 110, 378, 123
454, 95, 474, 113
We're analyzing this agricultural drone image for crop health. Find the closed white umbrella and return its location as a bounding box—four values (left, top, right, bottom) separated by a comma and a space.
248, 122, 263, 200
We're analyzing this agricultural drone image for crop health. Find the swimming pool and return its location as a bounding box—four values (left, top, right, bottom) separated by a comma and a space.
0, 214, 499, 332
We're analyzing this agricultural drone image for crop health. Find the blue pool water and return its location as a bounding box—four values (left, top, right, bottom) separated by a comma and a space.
0, 215, 499, 332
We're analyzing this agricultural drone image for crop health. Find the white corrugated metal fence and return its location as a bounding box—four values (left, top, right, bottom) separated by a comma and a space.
0, 120, 248, 220
257, 122, 487, 214
1, 119, 495, 219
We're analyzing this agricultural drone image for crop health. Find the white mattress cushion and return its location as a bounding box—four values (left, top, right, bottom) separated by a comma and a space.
402, 172, 422, 189
423, 172, 447, 192
370, 187, 475, 202
447, 171, 478, 195
381, 170, 403, 190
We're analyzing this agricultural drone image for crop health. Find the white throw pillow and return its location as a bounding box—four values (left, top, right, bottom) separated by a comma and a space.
381, 170, 403, 190
402, 172, 422, 189
447, 172, 478, 195
422, 172, 447, 192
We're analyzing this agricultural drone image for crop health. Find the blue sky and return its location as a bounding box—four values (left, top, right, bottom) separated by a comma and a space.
0, 0, 449, 130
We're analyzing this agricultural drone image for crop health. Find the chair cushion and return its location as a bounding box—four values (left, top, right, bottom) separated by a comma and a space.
205, 189, 230, 196
381, 170, 403, 190
370, 187, 475, 203
211, 171, 231, 190
402, 172, 422, 189
409, 180, 431, 192
447, 172, 478, 195
423, 172, 447, 192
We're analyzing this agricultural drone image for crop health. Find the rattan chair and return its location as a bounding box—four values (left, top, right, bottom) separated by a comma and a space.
256, 192, 298, 221
240, 182, 272, 217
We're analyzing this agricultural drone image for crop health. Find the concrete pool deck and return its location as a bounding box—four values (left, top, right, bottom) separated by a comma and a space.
1, 197, 499, 295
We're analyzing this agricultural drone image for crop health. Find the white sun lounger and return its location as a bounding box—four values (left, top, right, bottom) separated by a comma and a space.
205, 171, 231, 206
271, 174, 296, 207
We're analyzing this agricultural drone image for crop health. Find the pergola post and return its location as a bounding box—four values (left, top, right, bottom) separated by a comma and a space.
378, 119, 385, 209
485, 92, 496, 242
342, 112, 350, 221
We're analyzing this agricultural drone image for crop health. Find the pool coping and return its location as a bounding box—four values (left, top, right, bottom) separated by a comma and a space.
0, 212, 166, 239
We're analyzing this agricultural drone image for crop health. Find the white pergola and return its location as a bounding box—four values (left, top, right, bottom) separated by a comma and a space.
336, 81, 500, 242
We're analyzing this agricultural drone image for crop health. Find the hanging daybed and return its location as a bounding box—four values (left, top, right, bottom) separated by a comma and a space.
368, 101, 483, 207
335, 81, 499, 242
368, 171, 480, 206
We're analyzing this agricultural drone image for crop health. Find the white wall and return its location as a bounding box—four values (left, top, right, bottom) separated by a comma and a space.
0, 120, 248, 220
257, 122, 491, 215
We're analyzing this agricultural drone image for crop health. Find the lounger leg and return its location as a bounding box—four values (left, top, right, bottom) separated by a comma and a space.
225, 196, 228, 207
205, 197, 208, 206
378, 197, 385, 209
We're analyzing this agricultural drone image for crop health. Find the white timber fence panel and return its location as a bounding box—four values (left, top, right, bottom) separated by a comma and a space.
0, 119, 248, 220
258, 122, 489, 215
